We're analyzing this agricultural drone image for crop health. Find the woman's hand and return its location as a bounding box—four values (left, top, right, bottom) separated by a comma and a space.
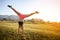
8, 5, 12, 8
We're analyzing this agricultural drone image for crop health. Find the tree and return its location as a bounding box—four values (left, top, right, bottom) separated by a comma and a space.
3, 18, 7, 21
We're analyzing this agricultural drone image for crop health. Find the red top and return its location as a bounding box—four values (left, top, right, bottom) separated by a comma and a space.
19, 14, 26, 19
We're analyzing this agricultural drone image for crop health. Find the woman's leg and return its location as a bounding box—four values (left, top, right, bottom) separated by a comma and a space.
18, 26, 21, 34
18, 26, 24, 34
21, 26, 24, 34
18, 21, 21, 34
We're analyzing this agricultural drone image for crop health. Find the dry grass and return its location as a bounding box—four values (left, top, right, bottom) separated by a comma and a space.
0, 21, 60, 40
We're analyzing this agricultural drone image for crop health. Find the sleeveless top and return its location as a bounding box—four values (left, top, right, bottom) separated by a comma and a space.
18, 14, 26, 21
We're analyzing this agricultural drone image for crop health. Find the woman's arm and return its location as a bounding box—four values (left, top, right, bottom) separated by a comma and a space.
8, 5, 21, 16
25, 11, 39, 17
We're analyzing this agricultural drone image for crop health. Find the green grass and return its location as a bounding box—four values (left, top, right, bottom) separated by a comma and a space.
0, 21, 60, 40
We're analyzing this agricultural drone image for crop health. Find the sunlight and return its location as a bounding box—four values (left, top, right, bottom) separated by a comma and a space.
0, 0, 60, 22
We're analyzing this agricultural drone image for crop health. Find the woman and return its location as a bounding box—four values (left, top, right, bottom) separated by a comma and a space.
8, 5, 39, 34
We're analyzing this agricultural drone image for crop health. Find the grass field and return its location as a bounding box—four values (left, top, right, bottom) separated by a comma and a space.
0, 21, 60, 40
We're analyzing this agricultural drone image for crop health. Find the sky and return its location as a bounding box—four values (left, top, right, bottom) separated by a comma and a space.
0, 0, 60, 22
